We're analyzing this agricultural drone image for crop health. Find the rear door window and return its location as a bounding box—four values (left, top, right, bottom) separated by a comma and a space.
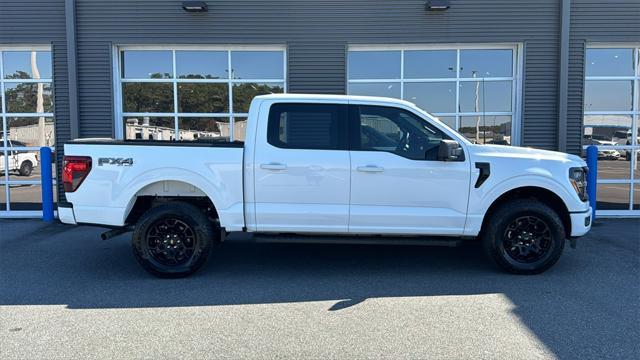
267, 103, 348, 150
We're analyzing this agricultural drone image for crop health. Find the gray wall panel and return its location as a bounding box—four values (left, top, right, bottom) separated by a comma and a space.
76, 41, 113, 138
0, 0, 65, 43
52, 41, 71, 203
288, 42, 346, 94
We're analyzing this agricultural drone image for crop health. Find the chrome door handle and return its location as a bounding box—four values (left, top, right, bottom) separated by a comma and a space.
357, 165, 384, 173
260, 163, 287, 170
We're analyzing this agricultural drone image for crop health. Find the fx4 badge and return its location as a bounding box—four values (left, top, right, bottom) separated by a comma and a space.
98, 157, 133, 166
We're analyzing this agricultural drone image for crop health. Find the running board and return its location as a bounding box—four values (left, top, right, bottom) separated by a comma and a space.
252, 234, 464, 247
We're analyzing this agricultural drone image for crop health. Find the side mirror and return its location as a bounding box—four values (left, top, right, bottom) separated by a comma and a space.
437, 140, 464, 161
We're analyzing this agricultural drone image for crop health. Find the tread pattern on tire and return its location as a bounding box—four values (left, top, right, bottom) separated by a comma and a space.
132, 201, 216, 278
482, 199, 565, 275
19, 161, 33, 176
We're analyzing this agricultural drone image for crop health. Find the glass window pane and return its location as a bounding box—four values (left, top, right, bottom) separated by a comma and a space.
121, 50, 173, 79
634, 184, 639, 210
584, 80, 633, 111
178, 83, 229, 113
232, 82, 284, 113
404, 82, 456, 113
233, 117, 247, 141
4, 83, 53, 113
230, 51, 283, 79
7, 156, 56, 182
595, 156, 630, 179
0, 185, 6, 211
404, 50, 456, 79
435, 116, 456, 130
176, 51, 228, 79
3, 51, 52, 79
348, 51, 401, 79
633, 150, 639, 180
178, 117, 229, 141
9, 183, 47, 210
122, 83, 174, 113
596, 183, 630, 210
123, 117, 175, 140
459, 81, 512, 113
3, 139, 45, 181
583, 115, 632, 145
636, 116, 640, 146
586, 48, 634, 77
460, 115, 512, 145
7, 117, 55, 147
349, 82, 401, 98
460, 49, 513, 78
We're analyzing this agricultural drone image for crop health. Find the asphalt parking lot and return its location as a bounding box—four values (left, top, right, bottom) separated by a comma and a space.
1, 219, 639, 359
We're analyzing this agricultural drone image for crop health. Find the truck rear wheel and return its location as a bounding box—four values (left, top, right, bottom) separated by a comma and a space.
19, 160, 33, 176
482, 199, 565, 275
132, 202, 216, 278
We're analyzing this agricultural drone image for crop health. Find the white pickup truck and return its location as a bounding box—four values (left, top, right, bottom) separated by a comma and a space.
59, 94, 592, 277
0, 140, 39, 176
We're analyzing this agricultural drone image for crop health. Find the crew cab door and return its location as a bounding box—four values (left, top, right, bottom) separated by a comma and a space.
348, 104, 471, 235
252, 101, 350, 233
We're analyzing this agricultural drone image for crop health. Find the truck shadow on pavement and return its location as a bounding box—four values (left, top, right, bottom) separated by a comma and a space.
0, 219, 638, 359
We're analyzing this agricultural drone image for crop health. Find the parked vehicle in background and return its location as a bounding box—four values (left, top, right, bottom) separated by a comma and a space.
59, 94, 592, 278
0, 140, 39, 176
583, 138, 622, 160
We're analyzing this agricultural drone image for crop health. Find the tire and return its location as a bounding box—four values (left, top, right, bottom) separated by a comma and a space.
132, 202, 217, 278
482, 199, 565, 275
19, 161, 33, 176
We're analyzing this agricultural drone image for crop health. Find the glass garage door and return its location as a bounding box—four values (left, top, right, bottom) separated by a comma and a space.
115, 46, 286, 142
0, 47, 56, 218
583, 45, 640, 215
347, 45, 521, 146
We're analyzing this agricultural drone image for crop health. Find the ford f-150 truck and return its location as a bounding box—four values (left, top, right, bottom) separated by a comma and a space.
59, 94, 592, 277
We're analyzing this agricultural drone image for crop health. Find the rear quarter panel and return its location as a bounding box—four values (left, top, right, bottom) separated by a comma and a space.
64, 143, 244, 229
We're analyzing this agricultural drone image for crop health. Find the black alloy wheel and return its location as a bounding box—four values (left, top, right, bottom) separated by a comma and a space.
132, 202, 217, 278
145, 217, 198, 267
502, 216, 552, 264
482, 199, 565, 275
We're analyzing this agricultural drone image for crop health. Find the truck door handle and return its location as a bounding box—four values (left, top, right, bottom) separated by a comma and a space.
260, 163, 287, 171
357, 165, 384, 173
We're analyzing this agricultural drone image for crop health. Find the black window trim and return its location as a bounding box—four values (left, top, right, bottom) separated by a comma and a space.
266, 102, 349, 151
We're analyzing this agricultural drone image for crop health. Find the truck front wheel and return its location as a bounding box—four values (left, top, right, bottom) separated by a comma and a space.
482, 199, 565, 275
132, 202, 216, 278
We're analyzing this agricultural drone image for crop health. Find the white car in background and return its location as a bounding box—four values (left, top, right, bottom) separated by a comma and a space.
596, 140, 622, 160
583, 138, 621, 160
0, 140, 39, 176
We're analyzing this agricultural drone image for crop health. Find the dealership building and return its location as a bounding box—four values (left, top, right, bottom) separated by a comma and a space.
0, 0, 639, 217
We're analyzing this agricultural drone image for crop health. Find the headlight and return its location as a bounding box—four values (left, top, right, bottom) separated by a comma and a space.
569, 167, 588, 201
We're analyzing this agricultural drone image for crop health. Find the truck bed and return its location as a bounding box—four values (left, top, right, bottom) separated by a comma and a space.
62, 139, 245, 229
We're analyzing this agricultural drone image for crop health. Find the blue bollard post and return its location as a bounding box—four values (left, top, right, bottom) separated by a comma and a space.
586, 145, 598, 222
40, 147, 54, 222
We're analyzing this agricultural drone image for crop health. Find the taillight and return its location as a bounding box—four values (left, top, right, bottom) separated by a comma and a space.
63, 156, 92, 192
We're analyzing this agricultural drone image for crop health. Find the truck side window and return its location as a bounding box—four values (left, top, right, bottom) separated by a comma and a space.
267, 103, 348, 150
355, 105, 451, 160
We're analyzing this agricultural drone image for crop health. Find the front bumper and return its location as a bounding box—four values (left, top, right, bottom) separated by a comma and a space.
569, 207, 592, 237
